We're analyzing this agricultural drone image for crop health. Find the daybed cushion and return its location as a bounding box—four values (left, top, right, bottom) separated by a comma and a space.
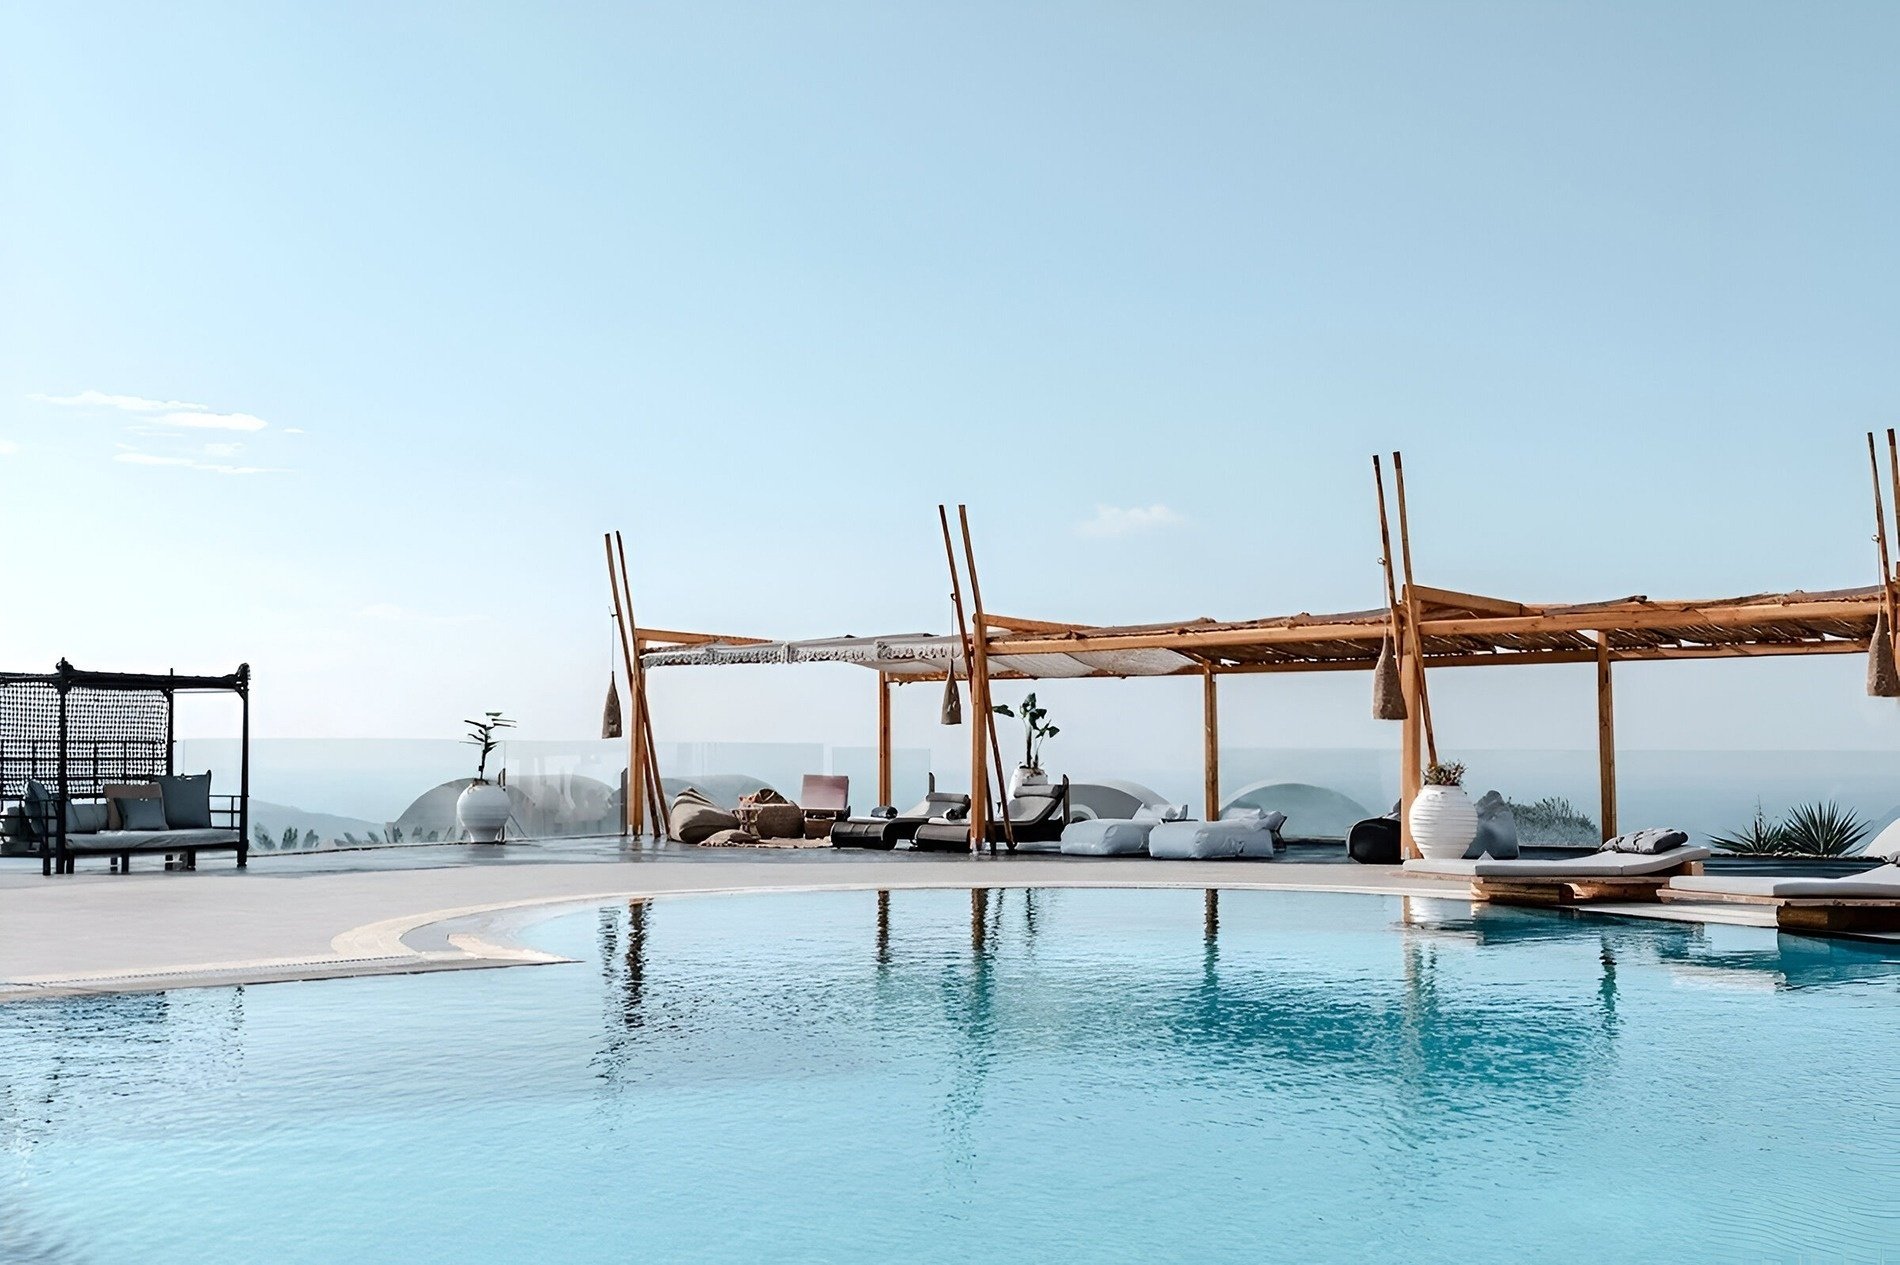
1403, 846, 1711, 879
156, 772, 214, 829
64, 801, 110, 834
65, 828, 241, 854
1668, 863, 1900, 900
1148, 813, 1285, 860
118, 796, 169, 832
1060, 818, 1153, 856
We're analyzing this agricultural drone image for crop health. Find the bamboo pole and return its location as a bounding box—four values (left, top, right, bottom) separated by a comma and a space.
937, 506, 990, 853
642, 703, 666, 835
876, 672, 893, 807
1202, 666, 1220, 820
604, 533, 641, 836
1372, 456, 1405, 658
1398, 645, 1422, 859
1596, 637, 1617, 841
958, 505, 1017, 854
1887, 429, 1900, 585
1869, 433, 1893, 623
614, 531, 658, 838
1391, 452, 1437, 767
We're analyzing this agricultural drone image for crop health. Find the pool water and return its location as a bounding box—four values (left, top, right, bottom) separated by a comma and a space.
1, 889, 1896, 1264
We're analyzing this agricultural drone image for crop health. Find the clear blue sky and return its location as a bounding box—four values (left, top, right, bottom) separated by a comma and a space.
4, 2, 1899, 763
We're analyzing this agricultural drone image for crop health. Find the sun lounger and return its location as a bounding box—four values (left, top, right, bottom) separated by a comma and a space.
1146, 811, 1286, 860
910, 779, 1069, 851
1661, 862, 1900, 933
799, 775, 850, 839
1404, 844, 1711, 906
830, 783, 971, 850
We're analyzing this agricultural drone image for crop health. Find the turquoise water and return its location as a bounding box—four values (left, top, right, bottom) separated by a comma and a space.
1, 889, 1896, 1263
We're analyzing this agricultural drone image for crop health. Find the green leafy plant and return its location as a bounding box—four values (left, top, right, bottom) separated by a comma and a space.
302, 829, 319, 849
992, 692, 1060, 773
1423, 761, 1466, 787
280, 827, 299, 850
1711, 800, 1869, 857
1506, 795, 1599, 845
1709, 802, 1790, 855
465, 710, 516, 783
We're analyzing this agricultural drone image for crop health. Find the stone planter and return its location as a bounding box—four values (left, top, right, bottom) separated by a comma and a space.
1008, 766, 1048, 799
456, 782, 512, 843
1408, 785, 1478, 860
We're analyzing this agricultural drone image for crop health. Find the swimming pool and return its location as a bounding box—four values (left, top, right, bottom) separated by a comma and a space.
1, 888, 1895, 1263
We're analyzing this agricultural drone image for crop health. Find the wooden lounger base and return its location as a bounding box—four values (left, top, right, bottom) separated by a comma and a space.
1658, 888, 1900, 934
1472, 876, 1673, 907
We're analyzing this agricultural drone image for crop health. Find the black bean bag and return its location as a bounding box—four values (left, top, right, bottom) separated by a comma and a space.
1347, 815, 1401, 865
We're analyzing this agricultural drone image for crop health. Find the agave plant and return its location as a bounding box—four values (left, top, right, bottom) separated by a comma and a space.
1781, 801, 1870, 856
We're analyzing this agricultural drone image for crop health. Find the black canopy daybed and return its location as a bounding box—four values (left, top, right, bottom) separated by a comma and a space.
0, 660, 251, 876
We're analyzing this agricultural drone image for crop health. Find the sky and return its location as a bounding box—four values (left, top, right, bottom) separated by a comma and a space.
4, 1, 1900, 772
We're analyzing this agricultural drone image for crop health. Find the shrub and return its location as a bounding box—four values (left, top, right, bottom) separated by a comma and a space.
1712, 800, 1869, 857
1506, 795, 1599, 845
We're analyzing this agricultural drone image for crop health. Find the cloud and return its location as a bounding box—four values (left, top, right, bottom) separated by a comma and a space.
115, 450, 282, 475
158, 409, 267, 432
1076, 503, 1185, 538
0, 439, 17, 455
30, 390, 274, 432
202, 442, 244, 456
31, 390, 206, 414
283, 427, 306, 435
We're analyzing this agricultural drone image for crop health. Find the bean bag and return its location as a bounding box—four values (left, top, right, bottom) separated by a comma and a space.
1059, 818, 1154, 856
1148, 811, 1286, 860
669, 787, 738, 845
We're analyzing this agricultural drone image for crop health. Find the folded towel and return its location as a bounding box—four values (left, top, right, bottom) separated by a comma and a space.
1599, 827, 1689, 855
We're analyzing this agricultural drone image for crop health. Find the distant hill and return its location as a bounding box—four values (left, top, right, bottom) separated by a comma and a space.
248, 800, 384, 848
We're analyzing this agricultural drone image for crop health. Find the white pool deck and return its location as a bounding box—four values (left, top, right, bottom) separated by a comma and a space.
0, 840, 1825, 1002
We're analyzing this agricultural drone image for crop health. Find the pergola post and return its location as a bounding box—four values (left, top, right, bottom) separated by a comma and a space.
876, 672, 893, 808
1596, 639, 1618, 841
1201, 667, 1220, 819
1398, 648, 1422, 859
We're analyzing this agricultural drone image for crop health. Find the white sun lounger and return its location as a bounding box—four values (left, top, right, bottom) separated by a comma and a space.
1661, 863, 1900, 933
1403, 846, 1711, 906
1405, 847, 1711, 880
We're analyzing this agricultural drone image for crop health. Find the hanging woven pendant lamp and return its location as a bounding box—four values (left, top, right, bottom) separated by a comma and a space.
602, 673, 624, 738
1371, 634, 1408, 720
941, 663, 963, 726
1868, 609, 1900, 698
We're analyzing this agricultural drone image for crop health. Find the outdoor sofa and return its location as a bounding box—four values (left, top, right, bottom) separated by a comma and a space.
1404, 829, 1709, 906
11, 773, 245, 873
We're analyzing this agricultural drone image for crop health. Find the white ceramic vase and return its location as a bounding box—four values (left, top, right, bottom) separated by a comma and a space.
1008, 765, 1048, 798
1408, 785, 1478, 860
457, 782, 511, 843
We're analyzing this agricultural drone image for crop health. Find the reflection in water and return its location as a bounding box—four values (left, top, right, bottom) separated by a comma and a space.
876, 889, 890, 965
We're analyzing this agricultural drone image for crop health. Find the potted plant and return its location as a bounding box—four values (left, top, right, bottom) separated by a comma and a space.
455, 711, 515, 843
992, 692, 1060, 798
1408, 760, 1478, 859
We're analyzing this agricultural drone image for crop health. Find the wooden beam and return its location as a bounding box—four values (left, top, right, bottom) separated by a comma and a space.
1407, 585, 1527, 618
936, 506, 986, 852
1596, 638, 1617, 841
614, 532, 654, 838
876, 673, 892, 807
633, 628, 772, 648
1202, 666, 1220, 820
1419, 598, 1880, 639
982, 614, 1095, 634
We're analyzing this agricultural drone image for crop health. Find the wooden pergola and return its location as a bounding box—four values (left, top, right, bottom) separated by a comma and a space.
606, 437, 1900, 857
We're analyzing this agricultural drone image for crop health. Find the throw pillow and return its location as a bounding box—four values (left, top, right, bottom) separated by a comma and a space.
104, 783, 162, 830
118, 796, 169, 832
1599, 827, 1689, 855
64, 801, 110, 835
155, 772, 214, 829
24, 779, 55, 840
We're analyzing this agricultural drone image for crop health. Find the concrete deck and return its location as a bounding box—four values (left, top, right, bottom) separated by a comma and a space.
0, 839, 1792, 1002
